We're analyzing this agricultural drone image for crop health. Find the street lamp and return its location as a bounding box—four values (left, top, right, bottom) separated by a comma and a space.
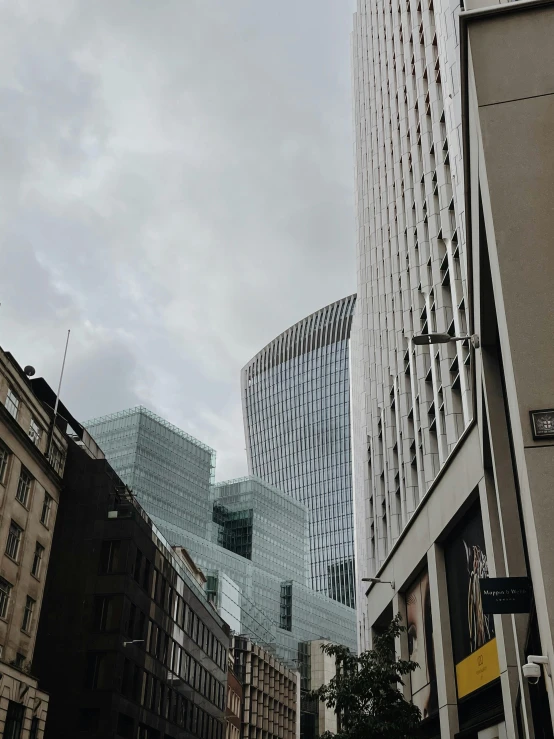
361, 577, 395, 590
411, 332, 480, 348
123, 639, 145, 647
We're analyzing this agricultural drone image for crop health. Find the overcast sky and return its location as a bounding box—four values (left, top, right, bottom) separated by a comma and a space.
0, 0, 356, 480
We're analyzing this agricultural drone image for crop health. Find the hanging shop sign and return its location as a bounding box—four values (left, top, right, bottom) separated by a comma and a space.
480, 577, 532, 614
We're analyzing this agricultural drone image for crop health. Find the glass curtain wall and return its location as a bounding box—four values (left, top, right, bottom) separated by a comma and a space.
85, 407, 215, 538
242, 296, 357, 608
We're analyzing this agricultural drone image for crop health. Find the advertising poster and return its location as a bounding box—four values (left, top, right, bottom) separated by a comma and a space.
444, 506, 499, 699
406, 569, 438, 719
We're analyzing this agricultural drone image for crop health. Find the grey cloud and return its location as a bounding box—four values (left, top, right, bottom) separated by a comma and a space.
60, 337, 149, 422
0, 0, 356, 479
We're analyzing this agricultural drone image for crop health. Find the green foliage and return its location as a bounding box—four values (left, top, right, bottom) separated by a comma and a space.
308, 614, 421, 739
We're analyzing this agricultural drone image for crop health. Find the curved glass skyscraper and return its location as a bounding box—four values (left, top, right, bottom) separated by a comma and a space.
242, 295, 356, 608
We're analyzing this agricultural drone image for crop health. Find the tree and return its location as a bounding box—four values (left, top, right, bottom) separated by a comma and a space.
309, 614, 421, 739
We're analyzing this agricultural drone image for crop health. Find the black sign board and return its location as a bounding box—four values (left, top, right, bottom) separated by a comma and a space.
480, 577, 532, 614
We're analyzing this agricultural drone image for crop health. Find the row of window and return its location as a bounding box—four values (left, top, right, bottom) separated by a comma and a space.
99, 540, 227, 669
131, 545, 227, 670
0, 577, 35, 633
144, 620, 225, 709
4, 701, 39, 739
5, 515, 49, 569
0, 445, 54, 524
85, 653, 224, 739
3, 387, 65, 474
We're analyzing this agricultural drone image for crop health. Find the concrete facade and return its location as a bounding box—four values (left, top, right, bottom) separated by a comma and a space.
307, 641, 338, 737
233, 636, 299, 739
0, 349, 69, 738
225, 664, 243, 739
352, 0, 554, 735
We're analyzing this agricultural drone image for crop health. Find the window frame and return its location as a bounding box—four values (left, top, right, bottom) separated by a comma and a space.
31, 542, 45, 579
15, 468, 33, 508
49, 443, 64, 475
5, 388, 20, 420
6, 521, 23, 562
4, 700, 24, 739
21, 595, 35, 634
28, 418, 42, 447
40, 493, 53, 527
0, 578, 12, 620
0, 444, 10, 485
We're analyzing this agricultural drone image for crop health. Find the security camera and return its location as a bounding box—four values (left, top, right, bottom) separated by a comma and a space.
523, 655, 550, 685
522, 662, 541, 683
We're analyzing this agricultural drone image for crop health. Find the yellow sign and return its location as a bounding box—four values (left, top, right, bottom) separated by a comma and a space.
455, 638, 500, 699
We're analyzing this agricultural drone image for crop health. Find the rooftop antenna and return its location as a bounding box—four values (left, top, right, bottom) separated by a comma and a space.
46, 329, 71, 461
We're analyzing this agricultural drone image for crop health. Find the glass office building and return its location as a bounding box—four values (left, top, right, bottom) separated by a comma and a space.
86, 407, 215, 538
85, 412, 357, 667
212, 477, 308, 583
242, 295, 357, 607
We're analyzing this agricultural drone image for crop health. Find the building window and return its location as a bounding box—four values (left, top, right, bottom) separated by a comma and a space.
93, 594, 122, 631
15, 469, 33, 507
28, 716, 39, 739
5, 389, 20, 420
49, 444, 64, 475
31, 542, 45, 579
280, 581, 292, 631
0, 578, 12, 619
40, 493, 53, 527
22, 596, 35, 633
85, 652, 111, 689
28, 418, 42, 447
14, 652, 25, 669
100, 540, 122, 573
6, 521, 23, 561
0, 444, 9, 484
4, 700, 24, 739
117, 712, 134, 739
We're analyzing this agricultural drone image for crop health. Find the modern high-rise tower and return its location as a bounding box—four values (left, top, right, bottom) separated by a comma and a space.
351, 0, 554, 734
351, 0, 469, 596
242, 295, 356, 608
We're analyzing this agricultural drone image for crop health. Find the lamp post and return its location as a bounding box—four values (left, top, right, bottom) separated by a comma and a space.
123, 639, 145, 647
411, 332, 480, 348
361, 577, 395, 596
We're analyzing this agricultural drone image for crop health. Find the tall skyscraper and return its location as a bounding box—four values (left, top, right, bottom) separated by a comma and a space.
242, 295, 357, 608
350, 0, 554, 734
351, 0, 469, 593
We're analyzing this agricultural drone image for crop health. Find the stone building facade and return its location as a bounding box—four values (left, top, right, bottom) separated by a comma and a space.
0, 348, 69, 738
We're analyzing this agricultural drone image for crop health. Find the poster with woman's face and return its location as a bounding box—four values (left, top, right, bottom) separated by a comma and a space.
406, 570, 438, 719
